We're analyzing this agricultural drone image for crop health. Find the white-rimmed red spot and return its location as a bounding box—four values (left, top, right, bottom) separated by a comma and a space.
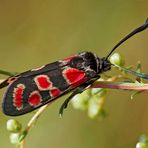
13, 84, 25, 110
71, 77, 88, 88
28, 91, 42, 106
34, 75, 52, 90
50, 88, 61, 97
63, 68, 86, 84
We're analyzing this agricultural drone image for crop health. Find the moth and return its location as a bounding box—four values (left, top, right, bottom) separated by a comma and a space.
0, 18, 148, 116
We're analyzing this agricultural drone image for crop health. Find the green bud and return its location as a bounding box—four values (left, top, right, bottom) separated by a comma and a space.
88, 96, 102, 118
136, 135, 148, 148
71, 89, 91, 110
88, 95, 106, 119
139, 135, 148, 144
109, 53, 125, 66
6, 119, 22, 133
136, 142, 148, 148
9, 133, 20, 144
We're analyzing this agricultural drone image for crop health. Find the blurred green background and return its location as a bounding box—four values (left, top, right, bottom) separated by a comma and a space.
0, 0, 148, 148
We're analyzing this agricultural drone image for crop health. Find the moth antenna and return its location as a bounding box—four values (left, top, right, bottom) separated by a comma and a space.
106, 18, 148, 60
114, 64, 148, 79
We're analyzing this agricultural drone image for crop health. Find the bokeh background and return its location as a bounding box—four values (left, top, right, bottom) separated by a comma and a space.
0, 0, 148, 148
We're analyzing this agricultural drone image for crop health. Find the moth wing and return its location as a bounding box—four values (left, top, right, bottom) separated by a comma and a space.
2, 66, 88, 116
0, 54, 78, 89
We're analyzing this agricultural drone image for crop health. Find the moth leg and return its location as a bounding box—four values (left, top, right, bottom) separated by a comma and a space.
59, 76, 100, 117
59, 86, 87, 117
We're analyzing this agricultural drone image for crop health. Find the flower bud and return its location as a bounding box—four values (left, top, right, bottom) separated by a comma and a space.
136, 142, 148, 148
110, 53, 125, 66
6, 119, 22, 133
72, 90, 91, 110
136, 135, 148, 148
9, 133, 20, 144
88, 96, 102, 118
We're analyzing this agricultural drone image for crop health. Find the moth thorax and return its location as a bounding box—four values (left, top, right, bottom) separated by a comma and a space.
98, 57, 111, 73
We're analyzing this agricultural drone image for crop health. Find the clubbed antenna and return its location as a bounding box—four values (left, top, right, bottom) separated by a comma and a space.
106, 18, 148, 60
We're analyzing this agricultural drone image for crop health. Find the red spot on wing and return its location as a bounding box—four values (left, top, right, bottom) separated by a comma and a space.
13, 84, 25, 110
71, 77, 88, 88
50, 88, 61, 97
34, 75, 52, 90
63, 68, 87, 87
28, 91, 41, 106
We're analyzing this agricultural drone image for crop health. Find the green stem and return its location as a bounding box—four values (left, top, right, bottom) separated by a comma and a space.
0, 70, 17, 76
19, 104, 49, 143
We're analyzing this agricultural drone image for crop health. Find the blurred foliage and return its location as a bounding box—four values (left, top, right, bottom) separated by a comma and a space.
136, 135, 148, 148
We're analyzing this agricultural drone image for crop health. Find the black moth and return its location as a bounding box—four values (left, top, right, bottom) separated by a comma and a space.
0, 18, 148, 116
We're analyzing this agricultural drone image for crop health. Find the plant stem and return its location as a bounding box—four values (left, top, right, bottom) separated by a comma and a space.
0, 70, 17, 76
19, 104, 49, 147
20, 140, 25, 148
92, 81, 148, 92
27, 104, 49, 129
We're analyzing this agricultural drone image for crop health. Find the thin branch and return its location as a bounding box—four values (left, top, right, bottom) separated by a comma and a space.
92, 81, 148, 92
0, 70, 17, 76
27, 104, 49, 128
20, 140, 25, 148
19, 104, 49, 146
